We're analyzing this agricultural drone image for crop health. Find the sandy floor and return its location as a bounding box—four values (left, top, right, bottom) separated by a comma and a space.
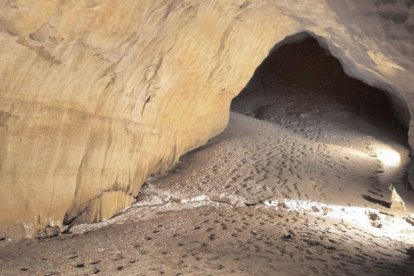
1, 37, 414, 275
1, 110, 414, 275
1, 204, 414, 276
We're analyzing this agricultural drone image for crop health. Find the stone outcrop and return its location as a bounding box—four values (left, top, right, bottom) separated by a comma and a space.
0, 0, 413, 238
389, 184, 407, 211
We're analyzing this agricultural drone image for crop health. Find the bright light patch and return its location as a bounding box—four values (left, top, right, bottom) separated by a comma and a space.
376, 148, 401, 167
263, 198, 414, 244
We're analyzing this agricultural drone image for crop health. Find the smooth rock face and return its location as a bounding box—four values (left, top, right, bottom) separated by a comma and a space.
0, 0, 413, 238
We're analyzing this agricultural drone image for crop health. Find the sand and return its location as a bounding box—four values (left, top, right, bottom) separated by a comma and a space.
1, 107, 414, 275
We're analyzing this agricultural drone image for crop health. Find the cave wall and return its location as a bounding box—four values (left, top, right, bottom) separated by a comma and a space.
0, 0, 413, 238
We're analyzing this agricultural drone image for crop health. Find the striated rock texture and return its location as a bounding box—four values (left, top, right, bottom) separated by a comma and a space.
0, 0, 413, 238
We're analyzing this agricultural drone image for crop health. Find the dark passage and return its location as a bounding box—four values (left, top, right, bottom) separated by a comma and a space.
232, 35, 408, 144
231, 34, 412, 210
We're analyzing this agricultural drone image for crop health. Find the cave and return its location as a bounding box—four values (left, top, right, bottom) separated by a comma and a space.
2, 2, 414, 275
231, 33, 412, 209
232, 33, 409, 139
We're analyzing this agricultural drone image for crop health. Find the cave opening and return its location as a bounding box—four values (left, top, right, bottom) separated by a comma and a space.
231, 33, 413, 211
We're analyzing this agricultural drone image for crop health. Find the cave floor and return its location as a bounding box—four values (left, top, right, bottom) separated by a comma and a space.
1, 110, 414, 275
0, 204, 413, 276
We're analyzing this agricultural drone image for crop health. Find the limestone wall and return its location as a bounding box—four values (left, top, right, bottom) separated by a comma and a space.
0, 0, 413, 238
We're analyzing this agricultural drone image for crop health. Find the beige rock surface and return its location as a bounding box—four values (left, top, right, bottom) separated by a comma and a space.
0, 0, 413, 237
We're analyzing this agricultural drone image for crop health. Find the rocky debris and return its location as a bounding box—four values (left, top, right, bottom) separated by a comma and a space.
282, 230, 295, 240
406, 247, 414, 259
368, 211, 382, 228
405, 215, 414, 226
389, 184, 407, 211
35, 225, 61, 239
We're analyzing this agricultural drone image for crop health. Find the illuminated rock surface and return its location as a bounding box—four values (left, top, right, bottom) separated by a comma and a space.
1, 0, 414, 237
